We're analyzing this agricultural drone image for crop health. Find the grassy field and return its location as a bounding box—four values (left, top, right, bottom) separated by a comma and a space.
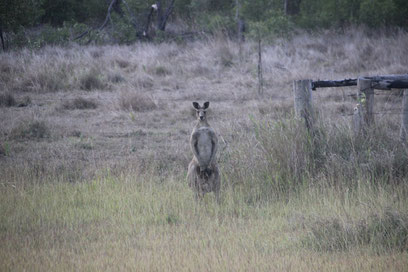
1, 27, 408, 270
1, 176, 407, 271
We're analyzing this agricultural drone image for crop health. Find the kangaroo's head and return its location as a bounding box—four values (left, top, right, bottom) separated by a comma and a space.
192, 101, 210, 121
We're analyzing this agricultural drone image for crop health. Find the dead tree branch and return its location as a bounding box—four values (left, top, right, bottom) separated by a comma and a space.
74, 0, 118, 40
144, 4, 157, 37
159, 0, 175, 31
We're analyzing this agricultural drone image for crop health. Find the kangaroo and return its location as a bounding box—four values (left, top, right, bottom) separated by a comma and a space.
187, 101, 220, 202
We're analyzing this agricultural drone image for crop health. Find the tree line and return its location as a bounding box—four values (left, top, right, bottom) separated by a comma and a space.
1, 0, 407, 49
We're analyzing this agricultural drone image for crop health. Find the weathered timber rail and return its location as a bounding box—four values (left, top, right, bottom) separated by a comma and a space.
312, 74, 408, 90
312, 78, 357, 90
294, 74, 408, 141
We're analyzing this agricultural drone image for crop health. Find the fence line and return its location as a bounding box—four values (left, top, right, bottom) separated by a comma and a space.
293, 74, 408, 141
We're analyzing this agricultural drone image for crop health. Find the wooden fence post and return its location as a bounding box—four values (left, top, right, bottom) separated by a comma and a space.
357, 77, 374, 127
293, 79, 313, 131
400, 90, 408, 142
352, 103, 364, 137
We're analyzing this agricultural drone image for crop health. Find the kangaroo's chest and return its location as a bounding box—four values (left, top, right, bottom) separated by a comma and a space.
195, 128, 213, 162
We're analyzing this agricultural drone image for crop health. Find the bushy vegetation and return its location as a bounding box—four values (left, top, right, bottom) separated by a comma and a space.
2, 0, 408, 49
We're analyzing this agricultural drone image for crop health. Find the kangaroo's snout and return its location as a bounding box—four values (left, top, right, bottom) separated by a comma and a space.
198, 110, 206, 121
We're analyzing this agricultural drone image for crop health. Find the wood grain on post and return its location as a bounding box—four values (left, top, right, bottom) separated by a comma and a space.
357, 77, 374, 127
400, 90, 408, 142
352, 103, 364, 137
293, 79, 313, 130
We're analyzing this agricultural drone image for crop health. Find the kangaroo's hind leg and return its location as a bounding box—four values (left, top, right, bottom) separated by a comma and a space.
210, 165, 220, 203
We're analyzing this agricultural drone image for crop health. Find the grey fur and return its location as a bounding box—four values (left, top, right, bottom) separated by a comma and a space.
187, 101, 220, 202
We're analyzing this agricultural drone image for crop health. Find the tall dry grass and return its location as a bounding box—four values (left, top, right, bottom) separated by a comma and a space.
1, 174, 407, 271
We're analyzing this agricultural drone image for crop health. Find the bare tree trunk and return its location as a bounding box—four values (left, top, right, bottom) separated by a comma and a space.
235, 0, 246, 63
257, 38, 263, 96
0, 22, 5, 51
156, 0, 175, 31
112, 0, 124, 17
144, 5, 156, 37
156, 1, 163, 30
284, 0, 288, 15
235, 0, 242, 62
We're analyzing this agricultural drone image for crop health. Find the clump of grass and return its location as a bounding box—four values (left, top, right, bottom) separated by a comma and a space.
137, 76, 154, 89
75, 141, 93, 150
17, 64, 68, 92
79, 69, 105, 91
154, 66, 171, 76
303, 209, 408, 252
108, 73, 126, 83
18, 96, 32, 107
0, 93, 16, 107
115, 59, 130, 68
69, 130, 82, 137
119, 92, 157, 112
61, 97, 98, 110
10, 120, 51, 140
90, 50, 104, 58
216, 45, 234, 67
35, 70, 66, 92
0, 143, 8, 156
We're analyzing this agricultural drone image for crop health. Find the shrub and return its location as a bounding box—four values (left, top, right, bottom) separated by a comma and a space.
111, 14, 138, 44
359, 0, 397, 27
37, 24, 71, 47
119, 92, 157, 112
0, 93, 17, 107
197, 13, 236, 34
61, 97, 98, 110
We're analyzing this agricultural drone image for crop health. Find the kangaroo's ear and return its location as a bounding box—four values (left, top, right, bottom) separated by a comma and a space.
192, 102, 200, 109
203, 101, 210, 109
